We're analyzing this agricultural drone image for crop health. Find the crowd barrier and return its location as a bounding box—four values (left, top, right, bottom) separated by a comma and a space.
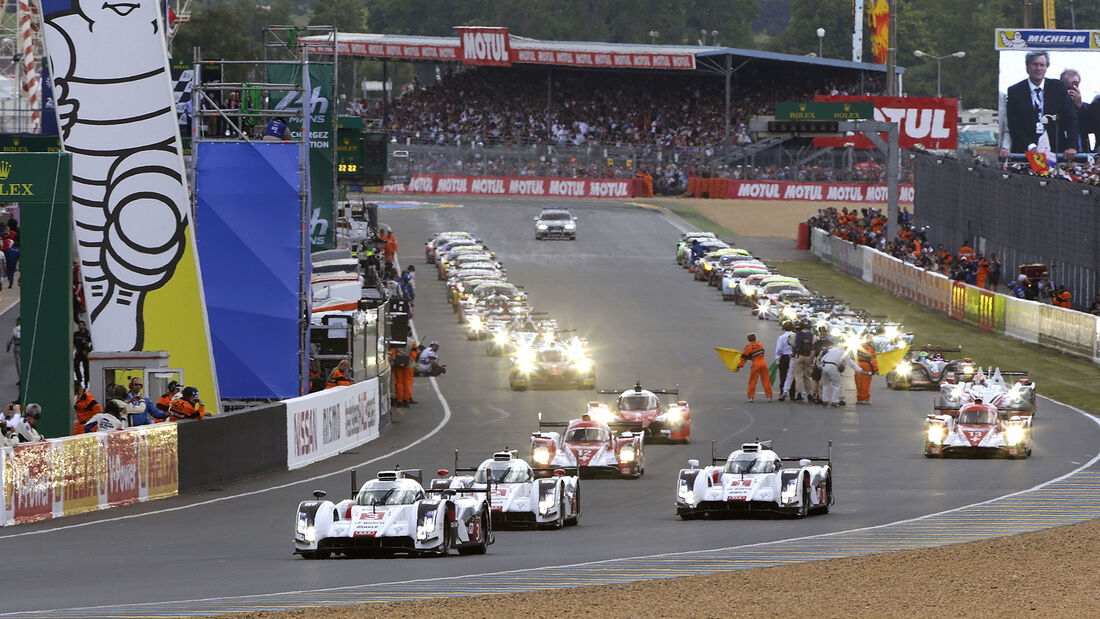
811, 228, 1100, 364
286, 378, 381, 470
689, 178, 915, 203
178, 401, 288, 492
382, 174, 639, 198
1, 423, 178, 526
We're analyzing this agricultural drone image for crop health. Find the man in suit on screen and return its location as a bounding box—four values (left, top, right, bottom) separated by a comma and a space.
999, 51, 1078, 161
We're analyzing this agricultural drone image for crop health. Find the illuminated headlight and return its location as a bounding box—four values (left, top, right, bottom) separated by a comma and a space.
1004, 385, 1024, 404
781, 481, 797, 504
1005, 425, 1025, 445
619, 445, 636, 462
884, 325, 899, 340
590, 406, 614, 425
830, 327, 842, 338
538, 492, 556, 515
541, 331, 556, 344
516, 347, 536, 365
572, 357, 593, 373
756, 300, 769, 314
895, 361, 912, 378
844, 335, 861, 353
927, 425, 945, 445
518, 361, 536, 374
532, 445, 551, 465
296, 516, 308, 535
665, 406, 683, 424
304, 525, 316, 542
949, 385, 966, 401
537, 224, 548, 230
961, 364, 975, 376
781, 306, 797, 321
467, 316, 483, 331
677, 484, 695, 505
564, 222, 576, 230
494, 331, 508, 345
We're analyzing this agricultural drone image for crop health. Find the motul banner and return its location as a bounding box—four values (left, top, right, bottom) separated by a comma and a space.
383, 175, 636, 199
1, 424, 178, 526
813, 96, 958, 150
457, 26, 511, 67
726, 180, 914, 203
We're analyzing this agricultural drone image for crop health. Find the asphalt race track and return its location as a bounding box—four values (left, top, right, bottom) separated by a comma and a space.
5, 197, 1099, 616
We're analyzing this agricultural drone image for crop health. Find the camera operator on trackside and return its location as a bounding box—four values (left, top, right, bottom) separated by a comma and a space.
416, 341, 446, 377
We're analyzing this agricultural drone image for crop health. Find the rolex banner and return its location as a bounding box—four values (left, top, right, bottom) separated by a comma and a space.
268, 63, 336, 251
38, 0, 220, 411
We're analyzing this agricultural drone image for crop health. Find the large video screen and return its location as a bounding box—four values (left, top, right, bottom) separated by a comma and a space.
999, 50, 1100, 150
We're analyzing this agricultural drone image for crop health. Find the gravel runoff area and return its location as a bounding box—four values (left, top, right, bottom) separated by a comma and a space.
230, 198, 1099, 617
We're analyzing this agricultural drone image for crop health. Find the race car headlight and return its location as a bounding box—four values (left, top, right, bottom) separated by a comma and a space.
416, 511, 438, 540
830, 327, 842, 339
304, 525, 316, 542
296, 516, 308, 535
518, 361, 536, 374
538, 492, 556, 515
677, 484, 695, 505
961, 364, 975, 376
572, 357, 593, 373
949, 384, 966, 401
895, 361, 912, 378
619, 445, 636, 462
537, 224, 548, 230
1005, 425, 1025, 445
493, 331, 508, 345
665, 406, 683, 424
516, 346, 535, 364
781, 481, 797, 504
927, 425, 945, 445
532, 445, 551, 465
590, 407, 614, 425
467, 316, 483, 331
756, 300, 769, 314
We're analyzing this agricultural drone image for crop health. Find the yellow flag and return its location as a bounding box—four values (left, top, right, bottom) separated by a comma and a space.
715, 347, 743, 372
876, 345, 911, 376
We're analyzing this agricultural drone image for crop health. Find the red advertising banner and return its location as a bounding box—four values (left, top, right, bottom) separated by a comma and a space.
457, 27, 512, 67
384, 175, 636, 199
11, 442, 54, 523
106, 431, 140, 507
725, 180, 914, 203
813, 96, 958, 150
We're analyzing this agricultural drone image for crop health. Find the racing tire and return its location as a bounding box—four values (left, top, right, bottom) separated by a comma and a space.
798, 475, 810, 518
509, 380, 527, 391
566, 483, 580, 526
458, 511, 489, 555
820, 474, 833, 514
437, 514, 454, 557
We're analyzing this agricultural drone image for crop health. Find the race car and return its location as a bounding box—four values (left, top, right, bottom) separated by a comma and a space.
293, 469, 494, 559
924, 400, 1032, 458
885, 346, 969, 390
677, 231, 717, 265
934, 368, 1037, 418
675, 440, 833, 519
694, 248, 749, 282
426, 231, 476, 264
509, 339, 596, 390
720, 263, 770, 300
595, 381, 690, 443
432, 451, 580, 529
684, 238, 730, 270
706, 251, 759, 286
486, 316, 555, 357
531, 413, 644, 478
534, 207, 578, 240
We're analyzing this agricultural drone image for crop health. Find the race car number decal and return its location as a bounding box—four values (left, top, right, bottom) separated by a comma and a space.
726, 496, 747, 501
359, 511, 386, 520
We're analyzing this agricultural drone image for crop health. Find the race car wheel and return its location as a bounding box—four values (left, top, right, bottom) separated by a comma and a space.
798, 475, 810, 518
509, 379, 526, 391
458, 511, 489, 555
565, 483, 580, 526
821, 474, 833, 514
438, 514, 454, 556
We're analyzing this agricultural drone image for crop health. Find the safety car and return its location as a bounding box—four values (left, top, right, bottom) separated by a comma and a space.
924, 400, 1032, 458
594, 381, 690, 443
885, 346, 969, 390
293, 469, 494, 559
432, 451, 580, 529
509, 339, 596, 390
934, 368, 1037, 418
675, 440, 833, 519
534, 207, 578, 240
531, 413, 644, 478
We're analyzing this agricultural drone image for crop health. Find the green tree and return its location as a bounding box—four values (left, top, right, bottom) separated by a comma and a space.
310, 0, 366, 33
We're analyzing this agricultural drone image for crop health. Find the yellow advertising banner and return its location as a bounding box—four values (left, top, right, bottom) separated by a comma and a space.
60, 434, 102, 517
144, 423, 179, 501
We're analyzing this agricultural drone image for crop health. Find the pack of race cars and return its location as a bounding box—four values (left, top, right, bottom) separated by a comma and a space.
291, 227, 1039, 559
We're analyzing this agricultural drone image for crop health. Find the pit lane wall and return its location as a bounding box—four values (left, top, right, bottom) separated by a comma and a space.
811, 228, 1100, 363
382, 175, 638, 198
687, 179, 916, 202
286, 378, 381, 470
0, 424, 178, 526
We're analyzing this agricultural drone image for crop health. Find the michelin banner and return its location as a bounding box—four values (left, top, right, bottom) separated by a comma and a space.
286, 379, 380, 470
39, 0, 219, 409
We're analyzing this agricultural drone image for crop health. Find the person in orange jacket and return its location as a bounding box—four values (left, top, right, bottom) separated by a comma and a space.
155, 380, 181, 421
391, 337, 418, 407
326, 359, 353, 389
378, 226, 398, 269
854, 339, 878, 404
1053, 285, 1073, 308
736, 333, 772, 402
169, 387, 205, 421
976, 255, 990, 289
73, 380, 101, 434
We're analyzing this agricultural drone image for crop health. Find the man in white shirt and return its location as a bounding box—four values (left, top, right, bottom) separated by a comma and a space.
417, 341, 445, 377
775, 324, 796, 401
817, 344, 861, 408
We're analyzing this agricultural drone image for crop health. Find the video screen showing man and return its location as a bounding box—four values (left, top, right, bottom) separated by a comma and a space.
999, 50, 1080, 158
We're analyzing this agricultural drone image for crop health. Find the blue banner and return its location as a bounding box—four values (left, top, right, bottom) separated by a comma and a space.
196, 142, 304, 399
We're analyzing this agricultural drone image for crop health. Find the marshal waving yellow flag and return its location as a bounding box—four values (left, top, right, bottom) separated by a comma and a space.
715, 347, 743, 373
876, 346, 911, 376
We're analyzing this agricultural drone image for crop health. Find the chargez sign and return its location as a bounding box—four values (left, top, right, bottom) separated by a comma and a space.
383, 174, 637, 198
814, 96, 959, 150
268, 63, 336, 251
285, 378, 380, 470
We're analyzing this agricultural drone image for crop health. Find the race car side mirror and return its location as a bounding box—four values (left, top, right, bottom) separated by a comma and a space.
533, 216, 539, 221
313, 490, 327, 499
687, 459, 699, 468
437, 469, 450, 477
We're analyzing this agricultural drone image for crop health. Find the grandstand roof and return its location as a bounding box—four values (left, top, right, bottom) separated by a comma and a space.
299, 31, 901, 75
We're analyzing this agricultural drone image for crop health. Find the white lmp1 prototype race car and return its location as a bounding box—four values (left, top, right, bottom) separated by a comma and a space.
432, 451, 581, 529
675, 440, 833, 519
531, 413, 644, 478
934, 368, 1037, 418
924, 401, 1032, 458
293, 469, 493, 559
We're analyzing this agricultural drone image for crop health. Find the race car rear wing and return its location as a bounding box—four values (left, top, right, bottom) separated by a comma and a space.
596, 387, 680, 395
708, 439, 831, 465
917, 345, 963, 353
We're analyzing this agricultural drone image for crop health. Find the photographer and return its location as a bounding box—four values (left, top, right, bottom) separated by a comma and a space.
416, 341, 446, 377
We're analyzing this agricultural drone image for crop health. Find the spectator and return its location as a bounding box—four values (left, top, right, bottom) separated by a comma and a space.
155, 380, 182, 419
103, 384, 129, 419
83, 396, 127, 433
73, 320, 92, 388
988, 253, 1003, 290
1089, 292, 1100, 315
416, 341, 446, 377
326, 359, 353, 389
169, 386, 205, 421
73, 380, 102, 435
1, 219, 17, 289
775, 323, 795, 401
6, 316, 19, 381
1060, 68, 1094, 152
17, 403, 43, 441
123, 377, 164, 426
1053, 285, 1072, 308
262, 116, 290, 141
3, 402, 22, 430
1, 423, 17, 446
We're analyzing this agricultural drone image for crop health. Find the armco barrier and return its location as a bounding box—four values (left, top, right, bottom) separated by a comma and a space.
286, 378, 380, 470
1, 423, 178, 526
382, 174, 635, 199
812, 228, 1100, 363
178, 401, 288, 492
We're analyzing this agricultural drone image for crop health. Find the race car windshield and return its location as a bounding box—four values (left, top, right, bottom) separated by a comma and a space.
541, 212, 571, 221
356, 482, 424, 506
537, 349, 565, 362
764, 284, 804, 294
474, 461, 533, 484
620, 395, 658, 411
565, 427, 609, 442
958, 408, 998, 425
725, 457, 779, 474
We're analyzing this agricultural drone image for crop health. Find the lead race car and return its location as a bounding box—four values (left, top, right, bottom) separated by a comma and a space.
293, 469, 493, 559
508, 338, 596, 390
531, 413, 644, 478
925, 400, 1032, 458
432, 451, 580, 529
675, 440, 833, 519
594, 381, 690, 443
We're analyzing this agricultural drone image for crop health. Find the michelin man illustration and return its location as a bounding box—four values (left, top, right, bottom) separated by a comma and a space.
42, 0, 188, 351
